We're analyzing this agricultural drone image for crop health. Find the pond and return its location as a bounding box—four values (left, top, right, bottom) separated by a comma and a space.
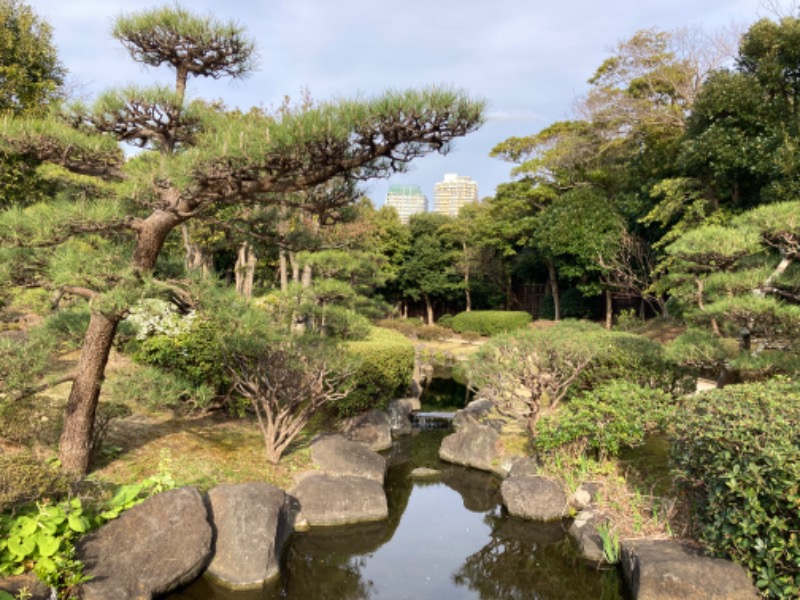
171, 430, 622, 600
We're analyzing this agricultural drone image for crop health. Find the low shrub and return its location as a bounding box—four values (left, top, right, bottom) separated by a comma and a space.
671, 378, 800, 598
460, 330, 482, 342
340, 327, 414, 416
416, 324, 449, 341
0, 452, 70, 511
317, 305, 371, 340
130, 318, 229, 393
535, 380, 675, 458
437, 314, 454, 328
450, 310, 532, 336
105, 364, 216, 412
374, 318, 418, 337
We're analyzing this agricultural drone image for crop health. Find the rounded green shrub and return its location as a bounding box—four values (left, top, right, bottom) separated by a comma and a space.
339, 327, 414, 416
671, 378, 800, 598
535, 380, 675, 458
450, 310, 532, 336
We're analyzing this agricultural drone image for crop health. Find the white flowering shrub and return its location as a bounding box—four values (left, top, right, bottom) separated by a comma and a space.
125, 299, 195, 341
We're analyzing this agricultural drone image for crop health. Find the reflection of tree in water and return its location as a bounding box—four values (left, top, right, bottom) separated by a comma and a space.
281, 545, 373, 600
452, 513, 622, 600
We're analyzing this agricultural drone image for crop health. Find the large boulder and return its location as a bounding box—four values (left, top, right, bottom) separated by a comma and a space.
620, 540, 760, 600
77, 486, 212, 600
290, 474, 388, 526
386, 398, 420, 436
439, 424, 500, 473
343, 409, 393, 451
205, 482, 298, 589
567, 509, 611, 564
310, 434, 386, 483
500, 475, 567, 521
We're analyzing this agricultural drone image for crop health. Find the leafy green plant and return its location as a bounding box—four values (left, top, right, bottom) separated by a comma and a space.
595, 522, 620, 564
614, 308, 642, 332
0, 458, 176, 598
450, 310, 532, 336
535, 380, 675, 458
671, 378, 800, 598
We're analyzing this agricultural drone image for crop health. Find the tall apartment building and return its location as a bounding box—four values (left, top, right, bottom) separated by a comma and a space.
385, 184, 427, 224
433, 173, 478, 216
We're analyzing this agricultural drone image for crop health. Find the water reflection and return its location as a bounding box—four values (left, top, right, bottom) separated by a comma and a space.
171, 430, 621, 600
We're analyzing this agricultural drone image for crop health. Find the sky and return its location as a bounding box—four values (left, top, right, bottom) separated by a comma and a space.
27, 0, 774, 206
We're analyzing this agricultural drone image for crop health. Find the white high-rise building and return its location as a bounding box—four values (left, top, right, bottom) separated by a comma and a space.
385, 184, 427, 224
433, 173, 478, 216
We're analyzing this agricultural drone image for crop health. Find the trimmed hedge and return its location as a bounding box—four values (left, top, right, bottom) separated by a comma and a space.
339, 327, 415, 416
671, 378, 800, 598
450, 310, 532, 336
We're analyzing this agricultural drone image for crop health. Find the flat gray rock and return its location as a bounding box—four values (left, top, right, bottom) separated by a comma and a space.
500, 475, 566, 521
311, 434, 386, 483
620, 539, 760, 599
78, 486, 212, 600
439, 425, 500, 473
291, 474, 388, 526
409, 467, 441, 479
205, 482, 298, 589
343, 409, 393, 451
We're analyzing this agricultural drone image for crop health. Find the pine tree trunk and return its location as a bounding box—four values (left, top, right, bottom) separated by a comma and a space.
547, 260, 560, 321
279, 248, 288, 292
235, 242, 257, 300
301, 264, 312, 289
60, 210, 182, 477
181, 223, 212, 278
289, 252, 300, 283
605, 289, 613, 330
58, 312, 119, 476
424, 294, 434, 325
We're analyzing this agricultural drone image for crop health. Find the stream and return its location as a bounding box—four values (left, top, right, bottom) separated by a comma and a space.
172, 428, 622, 600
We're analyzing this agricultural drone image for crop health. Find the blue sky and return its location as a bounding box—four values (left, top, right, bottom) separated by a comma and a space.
29, 0, 770, 205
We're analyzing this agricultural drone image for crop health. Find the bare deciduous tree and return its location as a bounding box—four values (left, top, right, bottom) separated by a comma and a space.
229, 343, 355, 464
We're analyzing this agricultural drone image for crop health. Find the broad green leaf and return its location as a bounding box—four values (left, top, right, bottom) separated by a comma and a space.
15, 516, 37, 537
67, 514, 89, 533
99, 509, 120, 521
36, 533, 60, 557
7, 535, 35, 558
109, 484, 142, 508
34, 555, 56, 576
0, 591, 15, 600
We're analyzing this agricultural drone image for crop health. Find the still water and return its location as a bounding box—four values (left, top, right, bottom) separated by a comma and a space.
172, 430, 622, 600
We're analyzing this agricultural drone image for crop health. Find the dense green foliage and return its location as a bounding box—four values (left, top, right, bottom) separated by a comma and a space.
0, 466, 175, 596
535, 381, 675, 458
671, 379, 800, 598
341, 327, 414, 416
450, 310, 532, 336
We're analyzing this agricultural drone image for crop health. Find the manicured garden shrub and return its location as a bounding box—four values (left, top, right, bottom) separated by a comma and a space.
339, 327, 414, 416
131, 318, 229, 392
535, 380, 675, 458
374, 318, 419, 337
450, 310, 532, 336
416, 324, 450, 341
437, 314, 454, 328
671, 378, 800, 598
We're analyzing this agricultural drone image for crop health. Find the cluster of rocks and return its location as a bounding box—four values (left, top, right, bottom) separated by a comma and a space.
438, 397, 760, 600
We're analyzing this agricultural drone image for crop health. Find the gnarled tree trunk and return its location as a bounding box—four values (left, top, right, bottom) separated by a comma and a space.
58, 312, 119, 475
59, 210, 182, 476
